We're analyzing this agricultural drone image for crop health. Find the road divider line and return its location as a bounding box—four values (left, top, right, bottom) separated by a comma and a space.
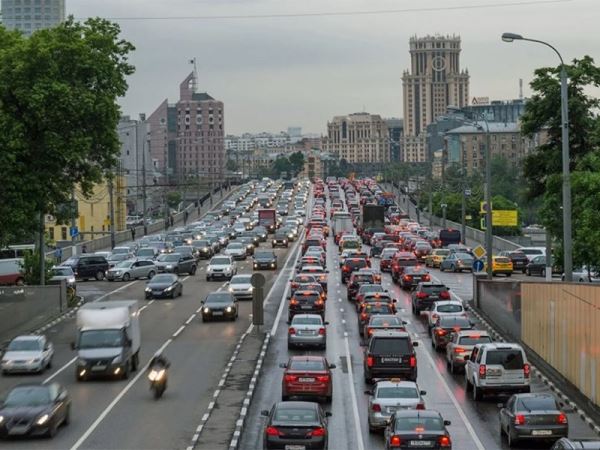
343, 335, 365, 450
93, 280, 138, 303
43, 356, 77, 384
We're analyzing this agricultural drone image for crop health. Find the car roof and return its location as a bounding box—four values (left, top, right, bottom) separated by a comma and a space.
456, 330, 490, 337
13, 335, 42, 342
434, 300, 462, 306
275, 400, 319, 410
477, 342, 523, 351
289, 355, 326, 362
371, 330, 410, 338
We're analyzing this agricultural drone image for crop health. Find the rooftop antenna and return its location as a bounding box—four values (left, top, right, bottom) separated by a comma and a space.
519, 78, 523, 99
189, 57, 198, 93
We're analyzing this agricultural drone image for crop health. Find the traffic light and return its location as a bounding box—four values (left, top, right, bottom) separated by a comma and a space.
480, 201, 492, 214
480, 216, 487, 230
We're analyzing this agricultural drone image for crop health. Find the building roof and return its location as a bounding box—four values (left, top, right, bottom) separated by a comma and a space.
446, 122, 520, 134
192, 92, 215, 101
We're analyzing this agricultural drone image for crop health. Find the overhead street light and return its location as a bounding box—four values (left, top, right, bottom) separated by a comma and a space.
501, 32, 572, 282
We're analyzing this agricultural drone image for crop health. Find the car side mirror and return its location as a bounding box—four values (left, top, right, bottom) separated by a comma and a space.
260, 410, 269, 417
325, 411, 332, 417
402, 321, 408, 325
393, 299, 397, 303
364, 390, 373, 395
70, 341, 77, 350
279, 363, 287, 368
329, 364, 336, 369
420, 390, 427, 396
324, 321, 330, 325
412, 342, 419, 347
444, 420, 451, 426
464, 355, 470, 362
497, 402, 505, 409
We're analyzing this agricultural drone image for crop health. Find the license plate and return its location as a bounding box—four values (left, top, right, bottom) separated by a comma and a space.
409, 441, 433, 447
285, 446, 306, 450
301, 305, 312, 310
298, 330, 314, 335
8, 426, 29, 435
532, 430, 552, 436
298, 377, 315, 382
212, 311, 224, 316
91, 365, 106, 371
381, 357, 400, 363
487, 368, 501, 376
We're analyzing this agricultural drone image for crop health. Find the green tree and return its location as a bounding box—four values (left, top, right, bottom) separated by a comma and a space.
521, 56, 600, 262
289, 151, 305, 176
166, 192, 181, 210
0, 18, 135, 246
272, 156, 292, 178
225, 159, 239, 172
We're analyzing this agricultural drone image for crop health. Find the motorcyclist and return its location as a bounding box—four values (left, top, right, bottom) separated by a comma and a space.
148, 352, 170, 387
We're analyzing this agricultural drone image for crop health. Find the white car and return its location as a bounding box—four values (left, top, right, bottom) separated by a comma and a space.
206, 255, 237, 281
224, 243, 247, 260
1, 335, 54, 374
427, 300, 466, 329
228, 274, 254, 300
366, 379, 427, 431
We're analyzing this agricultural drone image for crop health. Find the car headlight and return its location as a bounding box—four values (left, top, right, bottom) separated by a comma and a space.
283, 240, 287, 243
203, 307, 210, 314
29, 359, 40, 364
145, 287, 152, 292
203, 247, 209, 252
166, 265, 173, 269
165, 285, 174, 291
112, 355, 122, 364
67, 276, 76, 284
226, 306, 233, 312
248, 286, 254, 291
0, 416, 3, 424
271, 263, 275, 267
114, 271, 122, 275
36, 414, 49, 425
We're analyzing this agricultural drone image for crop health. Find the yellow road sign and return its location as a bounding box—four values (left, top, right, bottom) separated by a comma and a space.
472, 245, 486, 259
492, 210, 518, 227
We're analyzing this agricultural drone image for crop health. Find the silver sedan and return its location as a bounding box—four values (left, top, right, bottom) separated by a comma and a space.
1, 335, 54, 374
365, 379, 427, 432
227, 274, 254, 300
106, 259, 157, 281
287, 314, 328, 350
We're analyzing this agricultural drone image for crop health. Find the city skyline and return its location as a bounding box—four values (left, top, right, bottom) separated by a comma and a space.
64, 0, 600, 134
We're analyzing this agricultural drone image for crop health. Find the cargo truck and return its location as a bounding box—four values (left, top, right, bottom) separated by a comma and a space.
72, 300, 141, 381
258, 209, 277, 233
360, 205, 386, 244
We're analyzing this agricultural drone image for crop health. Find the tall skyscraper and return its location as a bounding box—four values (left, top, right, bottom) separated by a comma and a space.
402, 35, 469, 162
1, 0, 66, 35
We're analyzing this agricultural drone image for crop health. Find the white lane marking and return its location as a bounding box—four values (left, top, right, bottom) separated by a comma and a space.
343, 335, 365, 450
70, 338, 173, 450
418, 346, 485, 449
185, 314, 196, 325
43, 357, 77, 384
93, 280, 138, 303
173, 325, 186, 338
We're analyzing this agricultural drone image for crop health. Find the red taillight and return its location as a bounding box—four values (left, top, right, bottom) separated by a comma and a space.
284, 374, 297, 382
291, 282, 298, 289
422, 275, 430, 281
265, 426, 281, 436
288, 327, 296, 335
438, 436, 452, 447
361, 313, 368, 320
514, 414, 526, 425
410, 355, 416, 367
435, 329, 447, 336
367, 356, 374, 367
416, 292, 428, 299
439, 291, 450, 299
479, 364, 487, 379
403, 275, 413, 281
371, 403, 382, 412
316, 375, 330, 383
318, 327, 326, 335
367, 328, 374, 336
416, 402, 425, 410
557, 413, 568, 424
308, 427, 326, 437
315, 300, 324, 307
290, 299, 299, 305
523, 363, 530, 378
390, 435, 402, 447
343, 266, 350, 272
454, 346, 466, 353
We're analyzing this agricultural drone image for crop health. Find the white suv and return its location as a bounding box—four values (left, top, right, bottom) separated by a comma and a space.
206, 255, 237, 281
464, 343, 531, 401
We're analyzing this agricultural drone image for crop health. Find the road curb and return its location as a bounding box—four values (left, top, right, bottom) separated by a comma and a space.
33, 296, 85, 336
466, 302, 600, 436
228, 332, 271, 450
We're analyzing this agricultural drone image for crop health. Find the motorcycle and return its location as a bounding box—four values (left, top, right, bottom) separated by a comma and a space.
148, 366, 167, 399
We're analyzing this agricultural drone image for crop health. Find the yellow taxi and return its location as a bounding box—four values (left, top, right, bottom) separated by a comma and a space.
425, 249, 450, 268
484, 256, 514, 276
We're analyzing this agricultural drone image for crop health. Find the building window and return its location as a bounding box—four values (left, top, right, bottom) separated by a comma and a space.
61, 227, 67, 240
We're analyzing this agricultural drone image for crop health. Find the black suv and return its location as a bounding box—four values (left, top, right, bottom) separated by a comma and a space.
272, 230, 289, 248
62, 255, 109, 281
288, 290, 325, 321
253, 250, 278, 270
411, 282, 451, 315
363, 330, 418, 383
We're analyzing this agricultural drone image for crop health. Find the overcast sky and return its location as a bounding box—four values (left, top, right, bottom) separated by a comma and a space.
70, 0, 600, 135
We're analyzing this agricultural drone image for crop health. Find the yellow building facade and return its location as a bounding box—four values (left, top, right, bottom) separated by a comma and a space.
46, 177, 126, 243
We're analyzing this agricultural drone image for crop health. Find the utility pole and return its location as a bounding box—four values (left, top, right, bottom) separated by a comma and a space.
108, 178, 116, 249
141, 125, 148, 236
39, 211, 45, 285
484, 124, 493, 280
70, 190, 77, 248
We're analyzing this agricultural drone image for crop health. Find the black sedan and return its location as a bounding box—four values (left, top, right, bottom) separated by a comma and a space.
272, 230, 289, 248
399, 266, 431, 290
201, 292, 238, 322
261, 401, 331, 450
0, 383, 70, 438
145, 274, 183, 299
384, 410, 452, 450
254, 250, 278, 270
499, 393, 568, 447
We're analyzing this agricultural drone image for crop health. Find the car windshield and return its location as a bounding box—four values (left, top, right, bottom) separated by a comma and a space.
228, 243, 243, 249
5, 386, 51, 407
274, 407, 318, 423
371, 338, 410, 354
255, 251, 274, 258
455, 253, 472, 259
516, 396, 557, 411
79, 330, 123, 349
422, 285, 447, 294
360, 285, 384, 294
206, 293, 234, 303
394, 416, 444, 431
437, 304, 463, 313
211, 257, 231, 265
459, 336, 492, 346
8, 339, 42, 351
288, 359, 326, 371
115, 260, 133, 268
157, 254, 180, 262
231, 275, 252, 284
151, 274, 175, 284
137, 249, 154, 256
292, 317, 322, 325
193, 241, 210, 247
435, 250, 450, 256
51, 267, 72, 276
377, 387, 419, 399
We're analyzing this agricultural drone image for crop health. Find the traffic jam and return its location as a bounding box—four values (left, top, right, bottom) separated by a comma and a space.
247, 177, 594, 450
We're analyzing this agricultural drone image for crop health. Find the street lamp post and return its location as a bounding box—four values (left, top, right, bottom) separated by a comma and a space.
501, 32, 572, 281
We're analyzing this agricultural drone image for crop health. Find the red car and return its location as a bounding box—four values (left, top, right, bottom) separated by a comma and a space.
391, 252, 418, 282
281, 356, 335, 403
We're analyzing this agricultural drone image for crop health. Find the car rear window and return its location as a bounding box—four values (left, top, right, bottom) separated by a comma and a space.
397, 259, 417, 267
516, 396, 557, 411
352, 274, 373, 283
486, 349, 524, 369
394, 417, 444, 432
370, 317, 402, 326
292, 317, 322, 325
295, 293, 320, 301
495, 257, 511, 264
437, 304, 463, 313
439, 317, 471, 328
274, 407, 318, 423
347, 260, 368, 268
377, 387, 419, 399
422, 285, 447, 295
288, 359, 326, 371
458, 335, 492, 346
371, 338, 411, 355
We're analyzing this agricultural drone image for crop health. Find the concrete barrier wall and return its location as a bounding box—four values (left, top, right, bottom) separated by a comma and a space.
476, 279, 522, 341
0, 285, 66, 343
522, 282, 600, 406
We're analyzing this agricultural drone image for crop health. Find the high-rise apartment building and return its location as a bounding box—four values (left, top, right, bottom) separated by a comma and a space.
1, 0, 65, 35
402, 35, 469, 162
322, 112, 390, 164
148, 72, 225, 185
